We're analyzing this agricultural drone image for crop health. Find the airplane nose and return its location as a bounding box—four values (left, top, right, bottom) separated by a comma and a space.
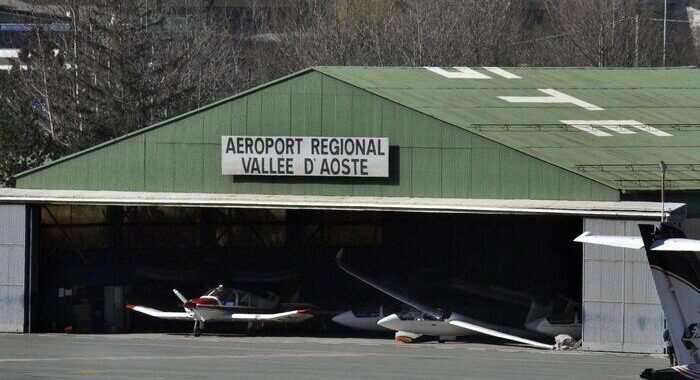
377, 313, 401, 330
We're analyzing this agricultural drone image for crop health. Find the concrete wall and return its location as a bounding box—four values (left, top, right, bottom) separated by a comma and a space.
582, 218, 664, 353
0, 204, 26, 332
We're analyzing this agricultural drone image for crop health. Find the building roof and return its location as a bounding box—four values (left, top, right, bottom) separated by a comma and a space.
315, 66, 700, 191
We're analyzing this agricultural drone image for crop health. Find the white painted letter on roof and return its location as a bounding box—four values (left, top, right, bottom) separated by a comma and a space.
482, 67, 521, 79
560, 120, 672, 137
424, 67, 491, 79
499, 89, 603, 111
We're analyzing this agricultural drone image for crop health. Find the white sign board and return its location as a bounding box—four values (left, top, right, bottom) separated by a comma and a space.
221, 136, 389, 177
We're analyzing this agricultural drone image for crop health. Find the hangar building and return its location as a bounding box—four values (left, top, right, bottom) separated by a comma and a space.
1, 66, 699, 353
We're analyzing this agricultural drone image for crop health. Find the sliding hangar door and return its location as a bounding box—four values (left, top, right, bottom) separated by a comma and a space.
4, 66, 700, 355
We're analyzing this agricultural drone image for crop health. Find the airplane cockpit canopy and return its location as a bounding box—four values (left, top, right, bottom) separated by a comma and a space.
203, 285, 279, 308
396, 309, 438, 321
205, 286, 241, 306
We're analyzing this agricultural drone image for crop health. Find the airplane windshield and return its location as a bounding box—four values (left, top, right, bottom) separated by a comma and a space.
396, 309, 436, 321
205, 287, 238, 305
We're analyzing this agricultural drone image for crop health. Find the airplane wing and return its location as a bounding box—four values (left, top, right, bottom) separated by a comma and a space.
126, 304, 193, 321
230, 309, 314, 323
336, 249, 553, 349
575, 231, 700, 252
448, 320, 553, 349
650, 238, 700, 251
336, 249, 443, 319
574, 231, 644, 249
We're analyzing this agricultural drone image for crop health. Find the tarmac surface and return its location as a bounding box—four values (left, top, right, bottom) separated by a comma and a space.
0, 333, 668, 380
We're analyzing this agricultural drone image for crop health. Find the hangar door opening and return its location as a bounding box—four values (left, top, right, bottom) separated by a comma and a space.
32, 204, 582, 335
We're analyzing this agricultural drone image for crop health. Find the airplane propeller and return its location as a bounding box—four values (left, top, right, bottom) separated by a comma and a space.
173, 289, 205, 336
173, 289, 189, 305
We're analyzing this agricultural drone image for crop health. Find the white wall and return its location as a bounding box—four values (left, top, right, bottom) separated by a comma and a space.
0, 205, 26, 332
582, 218, 664, 353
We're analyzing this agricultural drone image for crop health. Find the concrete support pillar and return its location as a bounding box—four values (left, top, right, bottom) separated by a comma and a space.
581, 218, 664, 353
0, 204, 28, 332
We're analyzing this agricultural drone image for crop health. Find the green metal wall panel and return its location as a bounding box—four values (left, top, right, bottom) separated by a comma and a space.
440, 148, 456, 198
412, 113, 441, 148
173, 144, 204, 193
144, 140, 175, 192
202, 101, 232, 144
245, 91, 262, 135
528, 160, 558, 200
66, 159, 87, 190
412, 148, 442, 197
333, 80, 354, 137
15, 69, 620, 201
500, 148, 530, 199
261, 84, 291, 136
471, 148, 500, 198
172, 114, 203, 143
453, 149, 473, 199
381, 147, 412, 197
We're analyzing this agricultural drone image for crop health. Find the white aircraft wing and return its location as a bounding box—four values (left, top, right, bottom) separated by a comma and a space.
573, 231, 644, 249
449, 320, 553, 349
575, 231, 700, 252
336, 249, 443, 319
650, 238, 700, 251
127, 304, 193, 321
231, 309, 313, 323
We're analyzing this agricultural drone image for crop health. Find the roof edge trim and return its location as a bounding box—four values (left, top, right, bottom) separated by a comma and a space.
0, 188, 685, 218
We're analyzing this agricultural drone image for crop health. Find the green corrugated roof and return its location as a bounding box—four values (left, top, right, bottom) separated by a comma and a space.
316, 66, 700, 191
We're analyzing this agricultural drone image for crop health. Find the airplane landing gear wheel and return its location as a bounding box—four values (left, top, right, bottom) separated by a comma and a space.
247, 322, 263, 336
193, 321, 204, 337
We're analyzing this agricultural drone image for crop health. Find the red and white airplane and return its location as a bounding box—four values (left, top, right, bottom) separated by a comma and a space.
127, 285, 314, 336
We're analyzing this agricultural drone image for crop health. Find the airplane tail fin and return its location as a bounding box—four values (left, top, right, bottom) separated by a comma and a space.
525, 300, 552, 325
638, 223, 700, 366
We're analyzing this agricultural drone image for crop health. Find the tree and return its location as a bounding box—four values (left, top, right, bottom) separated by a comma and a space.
542, 0, 697, 67
243, 0, 530, 81
15, 0, 245, 152
0, 71, 62, 187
